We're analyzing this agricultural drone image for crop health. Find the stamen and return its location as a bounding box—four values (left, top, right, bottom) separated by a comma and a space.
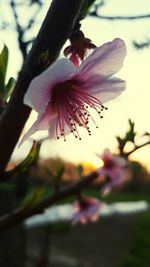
51, 79, 108, 141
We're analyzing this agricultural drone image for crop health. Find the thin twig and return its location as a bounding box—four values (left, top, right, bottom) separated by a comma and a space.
25, 3, 43, 31
124, 141, 150, 158
10, 0, 27, 59
90, 12, 150, 20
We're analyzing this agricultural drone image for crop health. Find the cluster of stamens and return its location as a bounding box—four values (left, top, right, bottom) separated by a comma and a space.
51, 80, 108, 141
56, 102, 107, 141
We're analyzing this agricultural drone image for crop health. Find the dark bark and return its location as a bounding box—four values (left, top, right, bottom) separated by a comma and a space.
0, 0, 84, 175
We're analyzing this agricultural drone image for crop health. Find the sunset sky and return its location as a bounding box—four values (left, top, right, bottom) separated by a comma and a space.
0, 0, 150, 169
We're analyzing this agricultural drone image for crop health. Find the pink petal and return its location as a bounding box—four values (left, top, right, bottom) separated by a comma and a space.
86, 202, 100, 216
72, 212, 83, 225
24, 59, 76, 113
64, 46, 72, 56
101, 184, 111, 196
19, 105, 55, 145
48, 117, 56, 139
115, 156, 127, 167
90, 78, 126, 103
77, 38, 126, 80
101, 149, 112, 159
80, 217, 88, 224
69, 54, 80, 67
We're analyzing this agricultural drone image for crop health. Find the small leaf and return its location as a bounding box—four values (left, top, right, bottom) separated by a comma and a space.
2, 141, 41, 181
125, 119, 136, 143
0, 45, 8, 94
116, 136, 126, 149
4, 77, 16, 100
14, 140, 41, 173
22, 186, 47, 208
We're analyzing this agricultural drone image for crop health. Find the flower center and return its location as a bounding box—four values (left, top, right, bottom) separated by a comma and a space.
50, 79, 107, 141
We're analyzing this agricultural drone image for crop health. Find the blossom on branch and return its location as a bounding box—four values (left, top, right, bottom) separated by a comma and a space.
72, 196, 101, 224
98, 149, 127, 195
21, 38, 126, 144
64, 31, 96, 66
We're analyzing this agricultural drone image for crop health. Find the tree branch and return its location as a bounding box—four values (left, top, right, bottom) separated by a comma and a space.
0, 171, 98, 231
0, 0, 84, 175
124, 141, 150, 158
90, 12, 150, 20
25, 3, 43, 31
10, 0, 27, 60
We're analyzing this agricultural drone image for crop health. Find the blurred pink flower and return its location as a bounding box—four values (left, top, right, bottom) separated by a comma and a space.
21, 38, 126, 143
64, 31, 96, 66
98, 149, 127, 195
72, 197, 101, 224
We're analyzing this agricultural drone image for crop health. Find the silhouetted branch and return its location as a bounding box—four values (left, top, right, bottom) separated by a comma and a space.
133, 39, 150, 49
124, 141, 150, 158
10, 0, 28, 60
25, 3, 43, 31
1, 1, 44, 59
90, 12, 150, 20
0, 171, 98, 230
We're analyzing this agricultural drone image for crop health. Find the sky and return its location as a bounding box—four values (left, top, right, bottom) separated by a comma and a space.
0, 0, 150, 169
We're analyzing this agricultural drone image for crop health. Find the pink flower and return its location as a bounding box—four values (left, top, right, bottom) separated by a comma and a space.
21, 38, 126, 143
72, 197, 101, 224
64, 31, 96, 67
98, 149, 127, 195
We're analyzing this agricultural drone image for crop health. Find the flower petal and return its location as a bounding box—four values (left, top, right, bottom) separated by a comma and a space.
70, 53, 80, 67
77, 38, 126, 80
24, 58, 76, 113
64, 46, 72, 56
89, 78, 126, 103
48, 117, 57, 139
19, 105, 55, 145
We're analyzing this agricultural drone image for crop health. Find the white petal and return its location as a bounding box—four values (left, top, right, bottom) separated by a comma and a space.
77, 38, 126, 80
24, 58, 76, 113
87, 78, 126, 103
48, 117, 57, 139
19, 105, 55, 145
